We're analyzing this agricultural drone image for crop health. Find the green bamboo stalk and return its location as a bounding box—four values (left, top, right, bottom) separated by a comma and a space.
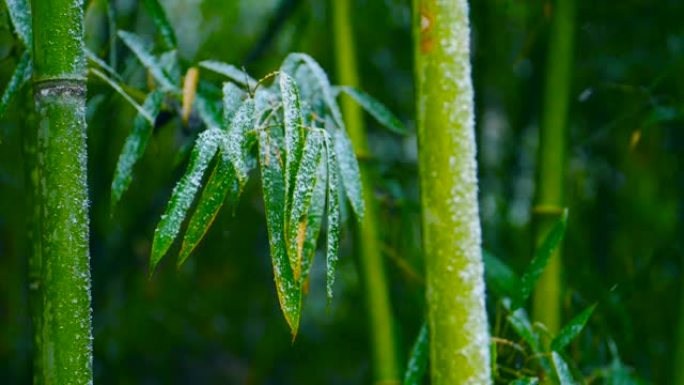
532, 0, 575, 334
31, 0, 93, 383
413, 0, 491, 383
332, 1, 400, 383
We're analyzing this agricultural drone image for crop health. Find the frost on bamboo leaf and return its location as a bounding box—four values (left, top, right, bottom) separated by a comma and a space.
403, 322, 429, 385
332, 126, 364, 219
118, 30, 179, 92
223, 99, 256, 189
111, 91, 164, 209
150, 129, 223, 273
0, 51, 31, 120
323, 133, 341, 301
334, 86, 407, 134
5, 0, 32, 47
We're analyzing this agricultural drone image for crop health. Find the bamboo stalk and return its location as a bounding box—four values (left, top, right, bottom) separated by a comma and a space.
331, 0, 400, 383
30, 0, 93, 383
532, 0, 576, 334
413, 0, 491, 383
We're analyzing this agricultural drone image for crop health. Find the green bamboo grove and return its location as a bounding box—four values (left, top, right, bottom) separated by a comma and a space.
533, 0, 576, 334
413, 0, 491, 383
332, 0, 401, 382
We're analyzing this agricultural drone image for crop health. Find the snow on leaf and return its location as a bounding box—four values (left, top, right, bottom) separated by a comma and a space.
111, 91, 164, 209
300, 160, 327, 287
332, 126, 364, 220
6, 0, 32, 47
0, 51, 31, 119
551, 303, 597, 351
178, 156, 239, 267
150, 128, 223, 274
258, 128, 302, 337
142, 0, 177, 50
118, 30, 179, 92
552, 351, 575, 385
222, 98, 255, 189
279, 73, 305, 235
287, 129, 323, 281
222, 82, 245, 127
403, 322, 429, 385
335, 86, 407, 134
323, 132, 341, 301
199, 60, 256, 89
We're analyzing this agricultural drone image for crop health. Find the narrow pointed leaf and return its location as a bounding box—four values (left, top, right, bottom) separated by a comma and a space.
300, 161, 327, 286
89, 67, 153, 122
552, 351, 575, 385
0, 51, 31, 119
287, 130, 323, 281
199, 60, 256, 89
403, 322, 429, 385
510, 378, 540, 385
551, 303, 597, 351
159, 50, 182, 83
178, 156, 239, 267
111, 91, 164, 209
142, 0, 177, 50
514, 209, 568, 308
222, 82, 245, 127
86, 48, 122, 81
507, 308, 541, 353
223, 99, 255, 188
150, 129, 222, 273
258, 128, 302, 336
483, 250, 521, 299
323, 132, 341, 301
118, 30, 179, 92
332, 127, 364, 219
336, 86, 406, 134
6, 0, 32, 47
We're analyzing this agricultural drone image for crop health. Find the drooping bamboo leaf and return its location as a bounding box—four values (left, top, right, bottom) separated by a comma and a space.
0, 51, 31, 120
178, 156, 239, 267
222, 82, 245, 126
6, 0, 32, 47
300, 161, 327, 287
287, 130, 323, 281
510, 378, 540, 385
507, 308, 541, 353
332, 126, 364, 220
199, 60, 256, 89
89, 67, 153, 122
514, 209, 568, 308
281, 53, 344, 128
150, 128, 223, 273
111, 90, 164, 209
483, 250, 521, 299
552, 351, 575, 385
323, 132, 341, 301
257, 128, 301, 336
335, 86, 407, 134
551, 303, 597, 351
403, 322, 429, 385
142, 0, 177, 50
223, 98, 256, 188
118, 30, 179, 92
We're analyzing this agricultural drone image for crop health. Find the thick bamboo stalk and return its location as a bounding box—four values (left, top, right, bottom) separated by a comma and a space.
532, 0, 575, 334
332, 0, 400, 383
30, 0, 93, 383
413, 0, 491, 383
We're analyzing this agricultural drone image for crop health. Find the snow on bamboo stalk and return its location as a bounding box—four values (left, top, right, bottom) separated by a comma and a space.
413, 0, 491, 384
31, 0, 93, 383
532, 0, 576, 334
331, 0, 400, 382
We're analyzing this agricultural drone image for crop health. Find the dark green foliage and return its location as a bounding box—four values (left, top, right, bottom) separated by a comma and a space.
403, 322, 429, 385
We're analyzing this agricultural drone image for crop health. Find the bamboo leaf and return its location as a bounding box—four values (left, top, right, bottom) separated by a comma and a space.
150, 128, 223, 273
552, 351, 576, 385
551, 303, 597, 351
6, 0, 32, 47
118, 30, 179, 92
332, 126, 364, 220
222, 82, 245, 126
89, 67, 153, 122
281, 53, 344, 128
222, 98, 256, 189
514, 209, 568, 308
510, 378, 540, 385
195, 81, 223, 129
111, 91, 164, 209
483, 250, 521, 299
335, 86, 406, 134
142, 0, 177, 50
0, 51, 31, 119
178, 156, 239, 267
323, 132, 341, 301
507, 308, 541, 353
300, 161, 327, 287
403, 322, 429, 385
86, 48, 123, 82
258, 128, 302, 337
199, 60, 256, 89
287, 130, 324, 281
